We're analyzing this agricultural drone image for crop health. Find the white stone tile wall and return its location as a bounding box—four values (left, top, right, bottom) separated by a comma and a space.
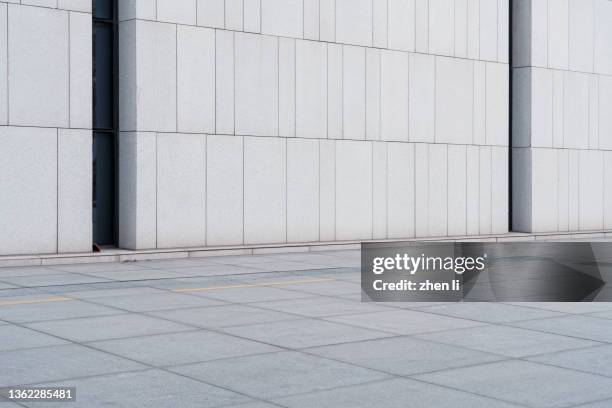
118, 0, 510, 249
0, 2, 92, 255
512, 0, 612, 233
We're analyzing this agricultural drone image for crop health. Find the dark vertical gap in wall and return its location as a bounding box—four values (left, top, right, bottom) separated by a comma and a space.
92, 0, 119, 246
508, 0, 514, 231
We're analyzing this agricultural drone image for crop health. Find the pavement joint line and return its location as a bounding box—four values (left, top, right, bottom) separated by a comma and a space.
0, 296, 74, 307
171, 278, 334, 293
4, 313, 281, 408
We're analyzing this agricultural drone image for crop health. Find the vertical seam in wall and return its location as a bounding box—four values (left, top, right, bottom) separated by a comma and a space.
214, 30, 217, 134
371, 0, 373, 46
155, 133, 159, 248
433, 57, 437, 142
490, 146, 492, 233
465, 146, 468, 234
386, 0, 389, 47
175, 24, 178, 132
233, 32, 236, 134
562, 72, 565, 147
277, 36, 279, 136
414, 0, 417, 52
495, 0, 498, 62
453, 0, 456, 56
6, 4, 9, 124
484, 61, 487, 145
293, 39, 297, 137
378, 49, 381, 141
385, 142, 389, 238
302, 0, 305, 39
545, 0, 548, 67
326, 44, 329, 139
204, 134, 208, 245
318, 0, 321, 40
56, 129, 59, 253
406, 53, 410, 142
413, 144, 416, 237
472, 61, 475, 144
365, 48, 368, 140
363, 47, 366, 140
242, 136, 245, 244
242, 0, 245, 30
68, 12, 71, 127
318, 139, 321, 241
557, 149, 560, 231
552, 70, 555, 147
285, 131, 288, 243
341, 45, 344, 139
371, 141, 374, 239
333, 140, 336, 240
478, 145, 481, 234
334, 0, 336, 42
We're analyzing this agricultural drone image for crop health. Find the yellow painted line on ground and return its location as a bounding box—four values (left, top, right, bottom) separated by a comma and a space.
0, 296, 74, 307
173, 278, 333, 293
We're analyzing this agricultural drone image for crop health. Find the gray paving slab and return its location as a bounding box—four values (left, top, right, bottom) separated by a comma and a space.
170, 351, 390, 399
510, 315, 612, 343
527, 344, 612, 377
219, 318, 391, 349
272, 377, 523, 408
507, 302, 612, 314
76, 269, 188, 281
0, 267, 69, 278
189, 286, 318, 304
0, 344, 144, 387
204, 255, 289, 265
58, 286, 167, 299
224, 403, 279, 408
135, 259, 222, 269
47, 263, 150, 273
588, 310, 612, 320
152, 264, 264, 277
573, 400, 612, 408
26, 314, 194, 343
0, 324, 68, 352
414, 360, 612, 408
251, 296, 391, 318
87, 292, 227, 312
418, 302, 564, 323
415, 325, 598, 358
0, 274, 109, 287
151, 304, 298, 329
276, 280, 363, 296
307, 336, 506, 376
26, 369, 251, 408
235, 261, 329, 272
89, 330, 280, 367
325, 309, 484, 335
0, 299, 122, 324
0, 283, 17, 290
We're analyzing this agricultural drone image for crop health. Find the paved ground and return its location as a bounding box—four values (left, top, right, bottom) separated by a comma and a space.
1, 250, 612, 407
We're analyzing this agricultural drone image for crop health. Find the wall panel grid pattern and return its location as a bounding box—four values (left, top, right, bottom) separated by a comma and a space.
120, 0, 509, 63
118, 133, 508, 249
119, 25, 509, 146
119, 0, 509, 249
0, 1, 91, 255
511, 0, 612, 233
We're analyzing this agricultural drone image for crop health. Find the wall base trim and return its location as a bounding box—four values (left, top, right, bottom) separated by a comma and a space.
2, 231, 612, 268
